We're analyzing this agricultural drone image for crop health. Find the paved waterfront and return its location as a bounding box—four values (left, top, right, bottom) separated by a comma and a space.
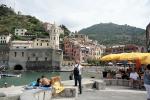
78, 86, 146, 100
0, 79, 147, 100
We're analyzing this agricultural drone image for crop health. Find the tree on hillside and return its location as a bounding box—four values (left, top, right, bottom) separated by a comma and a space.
60, 24, 71, 36
0, 4, 15, 17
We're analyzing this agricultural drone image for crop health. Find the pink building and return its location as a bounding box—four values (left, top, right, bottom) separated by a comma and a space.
63, 34, 105, 63
64, 37, 81, 61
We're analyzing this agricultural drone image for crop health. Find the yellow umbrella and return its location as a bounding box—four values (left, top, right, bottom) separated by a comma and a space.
141, 55, 150, 64
100, 54, 120, 61
118, 52, 150, 61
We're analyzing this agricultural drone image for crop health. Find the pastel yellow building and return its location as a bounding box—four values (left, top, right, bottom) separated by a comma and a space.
33, 38, 50, 48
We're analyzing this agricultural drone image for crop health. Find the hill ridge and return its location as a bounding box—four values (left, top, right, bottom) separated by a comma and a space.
79, 23, 145, 46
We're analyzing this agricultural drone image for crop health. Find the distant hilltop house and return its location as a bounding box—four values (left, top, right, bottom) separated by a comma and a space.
14, 28, 36, 37
0, 33, 12, 44
15, 28, 27, 36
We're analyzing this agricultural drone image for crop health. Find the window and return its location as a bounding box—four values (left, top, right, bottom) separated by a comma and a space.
45, 57, 47, 61
36, 57, 38, 61
37, 43, 38, 46
22, 52, 24, 57
47, 43, 49, 46
54, 37, 55, 40
24, 47, 26, 48
28, 57, 30, 61
37, 39, 38, 41
14, 52, 17, 57
68, 63, 70, 65
16, 46, 19, 48
40, 43, 42, 46
32, 53, 35, 57
4, 37, 5, 39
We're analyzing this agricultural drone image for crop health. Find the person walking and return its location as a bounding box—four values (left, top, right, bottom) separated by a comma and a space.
144, 64, 150, 100
73, 59, 83, 94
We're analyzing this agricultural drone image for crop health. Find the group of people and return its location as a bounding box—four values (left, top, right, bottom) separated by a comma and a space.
31, 59, 83, 94
29, 60, 150, 99
115, 65, 150, 100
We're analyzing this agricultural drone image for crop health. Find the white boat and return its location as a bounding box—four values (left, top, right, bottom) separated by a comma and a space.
0, 74, 21, 77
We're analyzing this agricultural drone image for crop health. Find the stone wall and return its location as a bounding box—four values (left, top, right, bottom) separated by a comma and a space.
9, 48, 63, 71
0, 44, 10, 68
104, 79, 129, 86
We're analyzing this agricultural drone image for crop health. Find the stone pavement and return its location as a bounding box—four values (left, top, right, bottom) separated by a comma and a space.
78, 86, 146, 100
0, 79, 147, 100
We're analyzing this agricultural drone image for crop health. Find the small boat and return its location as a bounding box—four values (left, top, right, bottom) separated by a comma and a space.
0, 74, 21, 77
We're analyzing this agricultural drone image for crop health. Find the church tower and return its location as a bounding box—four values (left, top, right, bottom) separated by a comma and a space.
49, 23, 60, 50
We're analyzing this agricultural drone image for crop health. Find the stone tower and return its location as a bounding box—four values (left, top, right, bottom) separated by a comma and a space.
48, 23, 62, 50
146, 23, 150, 52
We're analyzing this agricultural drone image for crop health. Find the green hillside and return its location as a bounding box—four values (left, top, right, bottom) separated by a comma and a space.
0, 4, 48, 37
79, 23, 145, 46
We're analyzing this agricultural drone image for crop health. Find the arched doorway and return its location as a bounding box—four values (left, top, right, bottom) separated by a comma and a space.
14, 65, 23, 70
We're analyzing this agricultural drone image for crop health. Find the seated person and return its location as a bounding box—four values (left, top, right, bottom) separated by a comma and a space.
122, 72, 128, 80
40, 75, 51, 87
115, 71, 122, 79
34, 78, 41, 87
129, 68, 140, 88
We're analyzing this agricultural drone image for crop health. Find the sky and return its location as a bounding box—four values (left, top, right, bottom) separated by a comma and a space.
0, 0, 150, 31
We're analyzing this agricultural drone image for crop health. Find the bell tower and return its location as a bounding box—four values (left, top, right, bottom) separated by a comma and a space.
49, 23, 60, 50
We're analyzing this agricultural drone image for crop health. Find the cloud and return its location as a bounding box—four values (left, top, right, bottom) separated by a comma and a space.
1, 0, 150, 31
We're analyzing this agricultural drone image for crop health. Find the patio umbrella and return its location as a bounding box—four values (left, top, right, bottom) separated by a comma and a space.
141, 55, 150, 64
118, 53, 150, 61
100, 54, 120, 61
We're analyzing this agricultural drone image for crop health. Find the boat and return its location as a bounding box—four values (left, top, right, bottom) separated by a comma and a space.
0, 74, 21, 77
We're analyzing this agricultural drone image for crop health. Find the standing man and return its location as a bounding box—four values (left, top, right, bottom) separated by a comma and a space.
73, 59, 83, 94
